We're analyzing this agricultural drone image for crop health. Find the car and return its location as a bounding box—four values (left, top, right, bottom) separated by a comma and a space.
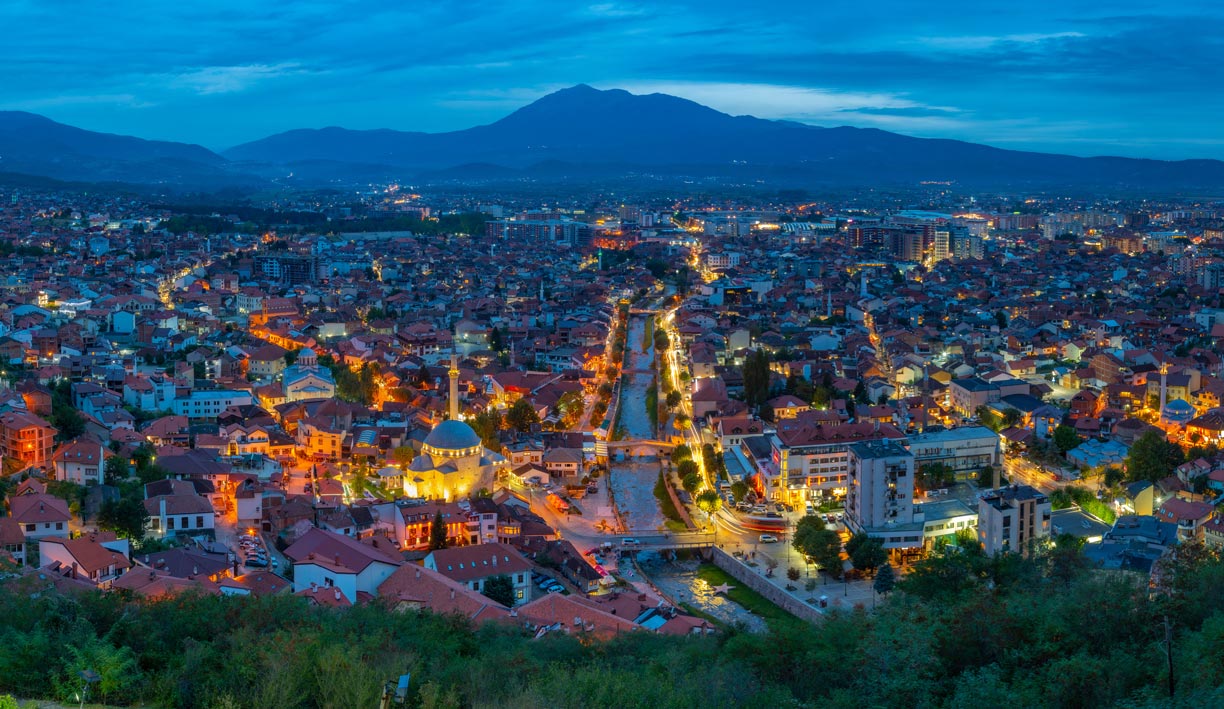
244, 558, 268, 568
586, 485, 598, 494
620, 538, 640, 547
546, 585, 563, 594
834, 512, 844, 521
758, 534, 779, 543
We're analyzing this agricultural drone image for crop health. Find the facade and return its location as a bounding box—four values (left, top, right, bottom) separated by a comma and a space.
173, 390, 255, 419
8, 493, 71, 543
0, 410, 57, 470
909, 426, 1001, 480
845, 440, 922, 549
39, 535, 131, 588
424, 542, 534, 606
144, 494, 217, 539
284, 528, 403, 604
53, 438, 111, 486
768, 422, 907, 504
978, 485, 1051, 555
282, 348, 336, 402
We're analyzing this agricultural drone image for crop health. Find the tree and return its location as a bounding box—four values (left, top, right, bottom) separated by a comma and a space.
917, 462, 955, 491
97, 497, 149, 541
554, 391, 585, 429
682, 472, 701, 495
695, 490, 721, 515
995, 310, 1008, 329
873, 563, 897, 595
670, 444, 693, 466
742, 349, 772, 411
676, 459, 699, 480
1127, 430, 1184, 482
481, 574, 515, 607
391, 446, 414, 469
506, 398, 540, 433
846, 532, 887, 575
1053, 425, 1080, 453
787, 567, 801, 582
470, 410, 502, 450
429, 511, 448, 550
853, 380, 869, 404
665, 390, 682, 410
1103, 466, 1126, 488
792, 515, 842, 573
104, 455, 131, 485
729, 480, 749, 503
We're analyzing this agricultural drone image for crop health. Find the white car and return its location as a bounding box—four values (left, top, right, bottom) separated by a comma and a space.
758, 534, 779, 543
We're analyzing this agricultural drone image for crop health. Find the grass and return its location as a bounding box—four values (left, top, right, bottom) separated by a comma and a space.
654, 472, 685, 524
694, 563, 805, 632
664, 519, 688, 533
642, 317, 655, 353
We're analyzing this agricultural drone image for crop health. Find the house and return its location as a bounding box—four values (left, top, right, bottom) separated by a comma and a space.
8, 493, 72, 543
39, 533, 132, 588
0, 516, 26, 565
144, 492, 216, 539
376, 562, 513, 623
52, 437, 112, 486
284, 527, 403, 604
0, 410, 57, 470
424, 542, 534, 606
1156, 498, 1215, 542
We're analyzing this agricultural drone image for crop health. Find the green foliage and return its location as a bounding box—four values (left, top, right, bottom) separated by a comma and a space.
792, 515, 842, 573
670, 444, 692, 466
104, 454, 131, 484
1052, 485, 1117, 524
742, 349, 771, 412
681, 472, 701, 495
873, 564, 897, 594
676, 459, 699, 480
976, 405, 1003, 432
729, 480, 749, 503
665, 389, 682, 410
845, 532, 887, 574
481, 574, 515, 608
695, 489, 721, 514
469, 410, 502, 450
917, 462, 955, 491
2, 544, 1224, 707
653, 472, 684, 524
1053, 424, 1081, 453
1127, 429, 1184, 482
506, 398, 540, 433
97, 497, 150, 541
429, 511, 448, 550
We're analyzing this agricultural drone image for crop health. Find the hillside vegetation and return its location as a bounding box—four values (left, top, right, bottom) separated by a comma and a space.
3, 541, 1224, 708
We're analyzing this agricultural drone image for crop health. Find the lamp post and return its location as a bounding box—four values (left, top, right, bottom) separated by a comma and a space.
78, 669, 100, 709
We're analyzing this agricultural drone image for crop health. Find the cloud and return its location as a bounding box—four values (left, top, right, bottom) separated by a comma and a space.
166, 63, 309, 95
918, 31, 1086, 50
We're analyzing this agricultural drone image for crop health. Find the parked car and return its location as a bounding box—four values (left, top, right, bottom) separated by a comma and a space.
758, 534, 779, 543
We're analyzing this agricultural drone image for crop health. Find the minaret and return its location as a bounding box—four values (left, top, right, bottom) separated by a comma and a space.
1159, 361, 1169, 411
448, 350, 460, 420
860, 268, 868, 297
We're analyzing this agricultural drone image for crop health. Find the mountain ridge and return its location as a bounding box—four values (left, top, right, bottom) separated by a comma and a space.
4, 86, 1224, 190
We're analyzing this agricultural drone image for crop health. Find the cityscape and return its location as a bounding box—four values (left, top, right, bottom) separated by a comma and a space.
3, 3, 1224, 709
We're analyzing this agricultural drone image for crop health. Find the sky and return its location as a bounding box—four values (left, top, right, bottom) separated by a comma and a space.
2, 1, 1223, 159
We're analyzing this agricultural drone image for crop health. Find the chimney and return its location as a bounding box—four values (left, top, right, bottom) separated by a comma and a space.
71, 561, 78, 579
415, 568, 421, 579
449, 589, 455, 600
334, 554, 341, 568
159, 497, 166, 523
310, 582, 318, 591
334, 588, 341, 601
492, 554, 497, 567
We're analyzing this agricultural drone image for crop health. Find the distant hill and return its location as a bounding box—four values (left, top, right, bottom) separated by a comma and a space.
224, 85, 1224, 190
7, 87, 1224, 190
0, 111, 253, 187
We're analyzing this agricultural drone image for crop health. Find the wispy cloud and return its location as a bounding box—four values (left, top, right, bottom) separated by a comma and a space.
918, 31, 1087, 50
166, 63, 308, 95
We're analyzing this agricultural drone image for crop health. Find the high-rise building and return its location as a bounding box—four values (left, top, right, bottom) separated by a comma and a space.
977, 484, 1051, 555
846, 440, 915, 534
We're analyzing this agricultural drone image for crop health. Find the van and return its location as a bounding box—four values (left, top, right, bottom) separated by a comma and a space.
621, 538, 640, 547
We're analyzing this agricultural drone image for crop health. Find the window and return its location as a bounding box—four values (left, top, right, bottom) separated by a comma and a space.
24, 523, 34, 532
516, 589, 524, 600
55, 522, 63, 530
167, 518, 175, 530
324, 576, 334, 587
181, 517, 189, 529
517, 574, 524, 583
196, 516, 204, 528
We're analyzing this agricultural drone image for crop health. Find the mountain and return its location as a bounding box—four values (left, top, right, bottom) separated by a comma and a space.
0, 111, 253, 187
6, 87, 1224, 191
224, 84, 1224, 190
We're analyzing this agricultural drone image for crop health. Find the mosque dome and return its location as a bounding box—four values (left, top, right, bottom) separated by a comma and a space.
423, 419, 482, 456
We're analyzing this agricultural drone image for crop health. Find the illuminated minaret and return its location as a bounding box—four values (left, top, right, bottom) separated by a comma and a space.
860, 268, 868, 297
1159, 361, 1169, 411
448, 350, 460, 420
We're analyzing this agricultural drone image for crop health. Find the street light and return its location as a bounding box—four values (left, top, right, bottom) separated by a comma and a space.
78, 669, 100, 709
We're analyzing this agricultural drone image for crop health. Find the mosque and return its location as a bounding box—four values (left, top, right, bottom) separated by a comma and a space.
404, 352, 507, 500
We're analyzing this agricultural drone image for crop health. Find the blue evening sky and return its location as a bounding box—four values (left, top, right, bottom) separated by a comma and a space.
2, 1, 1221, 158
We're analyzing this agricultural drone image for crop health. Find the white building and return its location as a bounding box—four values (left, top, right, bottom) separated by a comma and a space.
172, 390, 255, 419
